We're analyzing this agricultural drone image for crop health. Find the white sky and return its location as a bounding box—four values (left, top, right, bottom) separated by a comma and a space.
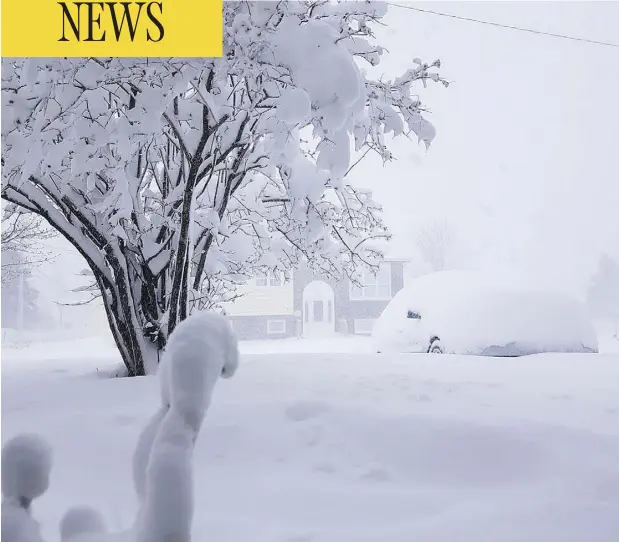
351, 0, 619, 295
30, 0, 619, 320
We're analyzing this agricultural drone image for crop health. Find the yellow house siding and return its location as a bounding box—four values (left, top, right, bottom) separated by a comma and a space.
223, 278, 294, 316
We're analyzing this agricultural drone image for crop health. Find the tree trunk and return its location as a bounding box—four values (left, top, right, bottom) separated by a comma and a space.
2, 185, 165, 378
95, 257, 161, 377
103, 294, 161, 377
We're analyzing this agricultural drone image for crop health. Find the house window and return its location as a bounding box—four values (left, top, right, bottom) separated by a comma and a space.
267, 319, 286, 334
349, 264, 391, 300
255, 272, 284, 287
354, 318, 376, 335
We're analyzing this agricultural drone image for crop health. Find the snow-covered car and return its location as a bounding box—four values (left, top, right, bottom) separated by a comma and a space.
372, 270, 599, 356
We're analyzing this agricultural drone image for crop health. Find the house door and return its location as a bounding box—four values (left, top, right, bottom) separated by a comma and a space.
302, 280, 335, 337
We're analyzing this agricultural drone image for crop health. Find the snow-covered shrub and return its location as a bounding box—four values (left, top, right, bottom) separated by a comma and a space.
59, 507, 107, 542
1, 434, 52, 542
134, 311, 238, 542
1, 2, 447, 376
1, 434, 52, 509
2, 311, 239, 542
1, 505, 45, 542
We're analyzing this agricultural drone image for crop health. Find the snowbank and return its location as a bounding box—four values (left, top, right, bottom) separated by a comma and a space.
373, 269, 598, 355
2, 311, 240, 542
2, 346, 619, 542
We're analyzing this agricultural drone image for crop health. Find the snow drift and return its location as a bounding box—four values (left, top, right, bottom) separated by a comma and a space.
1, 311, 239, 542
373, 269, 599, 355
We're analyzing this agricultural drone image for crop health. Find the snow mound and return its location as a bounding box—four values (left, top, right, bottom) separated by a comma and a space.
1, 504, 44, 542
2, 434, 52, 505
443, 290, 598, 355
1, 434, 51, 542
132, 407, 167, 501
161, 311, 239, 428
135, 312, 239, 502
134, 311, 239, 542
0, 311, 239, 542
59, 507, 107, 541
374, 270, 598, 355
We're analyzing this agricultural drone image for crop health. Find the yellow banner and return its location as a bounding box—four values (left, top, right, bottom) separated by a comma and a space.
1, 1, 223, 57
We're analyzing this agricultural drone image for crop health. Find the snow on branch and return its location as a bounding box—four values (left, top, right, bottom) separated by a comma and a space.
2, 2, 445, 375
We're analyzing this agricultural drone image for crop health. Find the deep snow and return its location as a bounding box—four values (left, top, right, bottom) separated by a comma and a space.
372, 270, 599, 355
2, 336, 619, 542
133, 312, 239, 542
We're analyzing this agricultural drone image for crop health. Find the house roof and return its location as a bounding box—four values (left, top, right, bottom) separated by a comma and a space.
366, 238, 412, 263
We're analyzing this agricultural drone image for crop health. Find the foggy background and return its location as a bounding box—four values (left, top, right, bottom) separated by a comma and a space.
3, 0, 619, 335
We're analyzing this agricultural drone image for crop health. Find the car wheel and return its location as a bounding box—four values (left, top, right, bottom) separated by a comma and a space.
428, 338, 444, 354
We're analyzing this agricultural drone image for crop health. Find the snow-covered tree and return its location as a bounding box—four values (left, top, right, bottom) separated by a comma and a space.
1, 206, 54, 283
0, 249, 43, 329
415, 219, 455, 272
1, 1, 446, 375
587, 253, 619, 334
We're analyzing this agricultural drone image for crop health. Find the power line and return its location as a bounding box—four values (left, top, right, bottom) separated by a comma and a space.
388, 3, 619, 49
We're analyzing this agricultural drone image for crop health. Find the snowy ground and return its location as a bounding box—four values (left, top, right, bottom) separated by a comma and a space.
2, 335, 619, 542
